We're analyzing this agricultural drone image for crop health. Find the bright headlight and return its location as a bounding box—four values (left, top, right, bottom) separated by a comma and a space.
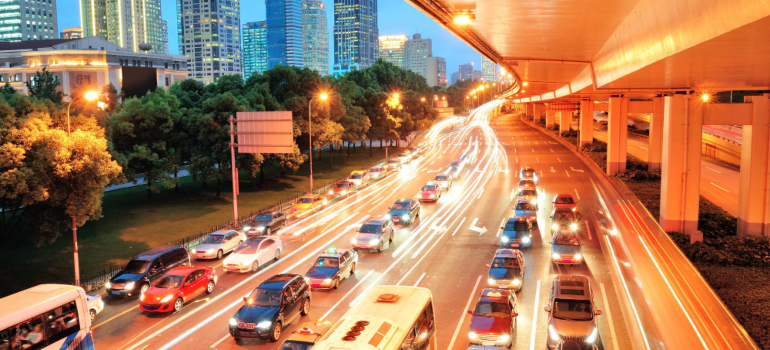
160, 295, 174, 303
552, 253, 561, 260
548, 324, 561, 342
500, 334, 510, 341
323, 278, 332, 284
586, 327, 599, 343
191, 249, 197, 254
402, 214, 409, 220
304, 277, 310, 283
351, 238, 357, 244
105, 282, 112, 289
512, 279, 521, 286
341, 190, 347, 195
574, 254, 583, 261
229, 318, 237, 326
487, 278, 496, 285
501, 236, 509, 243
468, 332, 478, 339
257, 321, 272, 329
372, 238, 380, 245
521, 236, 531, 244
125, 282, 135, 291
383, 214, 391, 220
206, 249, 214, 254
243, 226, 251, 231
139, 294, 145, 301
569, 223, 578, 231
551, 223, 559, 230
328, 190, 334, 195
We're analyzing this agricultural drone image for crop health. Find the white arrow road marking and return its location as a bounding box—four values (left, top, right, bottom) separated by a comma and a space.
570, 167, 585, 173
550, 167, 557, 173
566, 170, 570, 177
499, 168, 509, 173
469, 218, 488, 235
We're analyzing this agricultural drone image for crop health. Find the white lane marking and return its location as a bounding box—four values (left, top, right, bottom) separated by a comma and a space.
640, 146, 649, 150
557, 157, 562, 163
586, 223, 593, 240
510, 189, 515, 201
447, 275, 482, 350
529, 279, 542, 350
452, 217, 467, 236
601, 282, 620, 350
540, 170, 544, 178
514, 148, 517, 153
209, 333, 229, 348
565, 170, 570, 177
550, 148, 553, 153
531, 148, 535, 153
497, 218, 506, 237
413, 272, 426, 287
574, 188, 581, 200
536, 157, 540, 163
430, 160, 435, 165
710, 182, 729, 193
705, 166, 722, 173
319, 270, 375, 321
477, 188, 485, 199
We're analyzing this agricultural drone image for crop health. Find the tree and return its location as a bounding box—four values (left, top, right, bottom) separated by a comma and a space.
26, 68, 64, 104
0, 81, 16, 97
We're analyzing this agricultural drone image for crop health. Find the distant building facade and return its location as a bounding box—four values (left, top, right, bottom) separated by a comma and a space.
378, 35, 407, 68
481, 56, 495, 82
333, 0, 378, 74
450, 71, 459, 85
80, 0, 167, 54
243, 21, 268, 80
177, 0, 241, 84
267, 0, 303, 68
426, 56, 446, 87
404, 33, 430, 79
459, 63, 473, 81
0, 0, 58, 41
60, 28, 83, 40
302, 0, 329, 75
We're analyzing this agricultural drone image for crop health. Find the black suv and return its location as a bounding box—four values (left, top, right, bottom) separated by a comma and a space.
106, 245, 190, 297
229, 274, 311, 342
387, 198, 420, 225
247, 211, 287, 236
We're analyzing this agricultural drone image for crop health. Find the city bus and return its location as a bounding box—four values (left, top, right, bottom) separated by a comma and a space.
312, 285, 436, 350
0, 284, 95, 350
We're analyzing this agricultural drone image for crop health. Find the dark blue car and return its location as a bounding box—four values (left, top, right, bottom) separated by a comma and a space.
229, 274, 311, 343
387, 198, 420, 225
500, 217, 533, 249
304, 249, 357, 289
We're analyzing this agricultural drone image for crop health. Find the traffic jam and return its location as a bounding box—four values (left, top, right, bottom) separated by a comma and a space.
89, 111, 607, 350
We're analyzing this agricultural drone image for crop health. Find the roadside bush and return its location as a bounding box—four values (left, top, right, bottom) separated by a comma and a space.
615, 169, 661, 181
628, 124, 650, 136
670, 234, 770, 267
581, 140, 607, 152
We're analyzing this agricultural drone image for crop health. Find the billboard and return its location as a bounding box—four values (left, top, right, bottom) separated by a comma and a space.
235, 111, 294, 153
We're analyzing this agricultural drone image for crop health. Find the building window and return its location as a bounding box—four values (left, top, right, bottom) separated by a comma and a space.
12, 74, 20, 82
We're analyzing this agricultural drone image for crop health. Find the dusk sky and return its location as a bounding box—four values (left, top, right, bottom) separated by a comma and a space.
56, 0, 483, 78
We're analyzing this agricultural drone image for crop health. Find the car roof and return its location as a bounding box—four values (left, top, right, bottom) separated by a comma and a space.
211, 228, 237, 235
165, 266, 199, 276
478, 288, 514, 304
555, 193, 574, 198
259, 274, 301, 290
134, 245, 182, 260
351, 170, 366, 174
393, 198, 413, 204
364, 218, 386, 225
336, 181, 352, 185
522, 167, 535, 171
435, 173, 448, 177
494, 249, 521, 258
553, 208, 575, 213
553, 275, 591, 300
257, 211, 279, 215
299, 194, 317, 199
318, 248, 349, 258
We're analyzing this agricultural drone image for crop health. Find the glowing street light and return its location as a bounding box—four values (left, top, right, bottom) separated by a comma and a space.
66, 90, 99, 136
523, 82, 529, 86
309, 91, 336, 191
393, 92, 400, 99
453, 14, 473, 25
701, 93, 710, 102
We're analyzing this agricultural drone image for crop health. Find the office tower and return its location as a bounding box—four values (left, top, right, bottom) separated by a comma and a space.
302, 0, 329, 75
80, 0, 166, 53
160, 20, 168, 55
378, 35, 407, 69
61, 28, 83, 39
333, 0, 378, 75
481, 56, 495, 82
459, 63, 473, 81
0, 0, 57, 41
450, 72, 459, 85
404, 33, 431, 79
470, 70, 483, 81
426, 57, 446, 87
243, 21, 269, 79
266, 0, 303, 68
178, 0, 242, 84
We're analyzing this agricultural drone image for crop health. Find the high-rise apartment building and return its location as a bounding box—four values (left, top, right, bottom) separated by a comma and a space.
404, 33, 431, 79
0, 0, 57, 41
459, 63, 474, 81
243, 21, 268, 79
81, 0, 167, 54
378, 35, 407, 69
60, 28, 82, 39
481, 56, 495, 82
178, 0, 241, 84
333, 0, 378, 74
266, 0, 303, 68
302, 0, 328, 75
450, 72, 459, 85
426, 57, 446, 87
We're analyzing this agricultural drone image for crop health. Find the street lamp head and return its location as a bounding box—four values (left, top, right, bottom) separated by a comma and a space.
393, 93, 400, 99
485, 84, 490, 88
442, 96, 446, 100
434, 96, 439, 101
319, 92, 329, 101
453, 14, 473, 25
421, 97, 426, 102
701, 93, 710, 102
84, 90, 99, 101
523, 82, 529, 86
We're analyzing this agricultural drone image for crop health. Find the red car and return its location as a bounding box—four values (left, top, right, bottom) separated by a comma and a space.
419, 182, 442, 202
552, 193, 578, 212
140, 266, 216, 313
467, 289, 518, 347
328, 181, 355, 198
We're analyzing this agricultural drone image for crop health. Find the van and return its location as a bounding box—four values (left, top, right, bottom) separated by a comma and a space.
105, 245, 190, 297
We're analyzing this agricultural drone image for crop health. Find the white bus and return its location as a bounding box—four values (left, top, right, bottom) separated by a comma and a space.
312, 286, 436, 350
0, 284, 95, 350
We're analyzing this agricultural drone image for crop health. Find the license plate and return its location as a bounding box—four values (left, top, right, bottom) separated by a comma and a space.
111, 290, 122, 295
511, 244, 519, 247
482, 341, 497, 345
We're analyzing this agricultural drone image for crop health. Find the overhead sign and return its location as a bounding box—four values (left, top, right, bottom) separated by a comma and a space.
235, 111, 293, 153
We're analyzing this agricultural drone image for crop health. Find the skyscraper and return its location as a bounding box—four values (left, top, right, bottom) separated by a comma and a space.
302, 0, 329, 75
0, 0, 57, 41
81, 0, 167, 54
378, 35, 407, 69
178, 0, 242, 84
333, 0, 378, 75
459, 63, 474, 81
404, 33, 431, 79
481, 56, 496, 82
266, 0, 303, 69
243, 21, 269, 79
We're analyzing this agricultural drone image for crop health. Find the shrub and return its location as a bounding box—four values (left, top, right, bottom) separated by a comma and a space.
614, 170, 661, 181
581, 140, 607, 152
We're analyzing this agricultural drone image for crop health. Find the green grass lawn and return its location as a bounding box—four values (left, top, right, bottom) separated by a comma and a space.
0, 145, 398, 297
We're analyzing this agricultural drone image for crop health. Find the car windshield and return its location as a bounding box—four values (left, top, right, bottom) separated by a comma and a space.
359, 224, 380, 234
518, 190, 537, 197
202, 234, 224, 244
279, 341, 314, 350
435, 175, 447, 181
313, 257, 339, 268
388, 160, 399, 164
350, 174, 362, 179
555, 196, 575, 204
422, 185, 437, 191
554, 234, 580, 246
450, 162, 461, 167
336, 183, 350, 189
155, 275, 184, 289
370, 167, 381, 172
235, 240, 261, 254
513, 221, 530, 231
123, 260, 149, 274
554, 212, 576, 221
300, 197, 314, 204
492, 257, 519, 268
520, 180, 535, 186
248, 288, 282, 307
391, 203, 409, 210
523, 170, 535, 177
516, 203, 537, 210
474, 301, 511, 318
255, 214, 274, 222
552, 299, 593, 321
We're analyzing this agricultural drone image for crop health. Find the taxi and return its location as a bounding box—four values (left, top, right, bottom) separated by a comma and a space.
288, 194, 328, 219
487, 249, 526, 291
517, 179, 537, 190
304, 248, 357, 289
367, 166, 384, 179
348, 170, 369, 187
550, 208, 580, 235
278, 321, 334, 350
384, 159, 402, 172
552, 194, 578, 211
520, 167, 538, 183
328, 181, 355, 198
467, 289, 518, 348
419, 182, 442, 202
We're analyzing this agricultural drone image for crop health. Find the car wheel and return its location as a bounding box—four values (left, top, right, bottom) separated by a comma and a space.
206, 280, 215, 294
216, 249, 223, 260
252, 261, 259, 272
266, 227, 272, 236
333, 277, 340, 289
233, 337, 240, 342
140, 283, 150, 295
389, 231, 394, 243
173, 298, 183, 312
377, 241, 384, 252
300, 298, 310, 316
275, 249, 281, 261
350, 262, 356, 276
89, 309, 97, 322
269, 321, 282, 342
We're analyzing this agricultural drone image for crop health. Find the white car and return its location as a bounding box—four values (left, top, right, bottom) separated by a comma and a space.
348, 170, 369, 187
516, 189, 538, 204
368, 166, 384, 179
191, 229, 244, 260
86, 293, 104, 322
433, 173, 453, 190
396, 153, 410, 164
223, 236, 282, 273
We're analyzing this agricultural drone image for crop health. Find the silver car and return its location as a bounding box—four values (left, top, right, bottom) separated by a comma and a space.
544, 275, 602, 349
433, 173, 453, 190
86, 293, 104, 322
192, 229, 244, 260
550, 232, 584, 265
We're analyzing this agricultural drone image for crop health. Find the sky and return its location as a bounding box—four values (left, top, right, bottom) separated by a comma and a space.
56, 0, 482, 78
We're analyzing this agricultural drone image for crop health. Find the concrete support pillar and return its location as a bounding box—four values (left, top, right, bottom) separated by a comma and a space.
649, 97, 664, 171
607, 97, 628, 175
526, 103, 534, 118
559, 111, 571, 135
546, 110, 556, 128
533, 104, 543, 122
61, 72, 71, 100
660, 95, 703, 239
579, 100, 594, 147
737, 95, 770, 237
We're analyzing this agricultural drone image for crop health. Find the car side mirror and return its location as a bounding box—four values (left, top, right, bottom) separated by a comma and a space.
467, 309, 474, 315
500, 226, 504, 229
242, 297, 248, 303
543, 306, 551, 312
595, 309, 603, 315
511, 312, 519, 317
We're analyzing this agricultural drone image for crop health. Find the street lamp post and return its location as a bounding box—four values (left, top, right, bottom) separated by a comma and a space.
308, 92, 329, 193
65, 90, 99, 288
